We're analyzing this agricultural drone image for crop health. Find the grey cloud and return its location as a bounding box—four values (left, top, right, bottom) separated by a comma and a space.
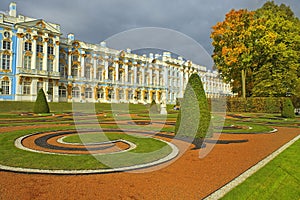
0, 0, 299, 68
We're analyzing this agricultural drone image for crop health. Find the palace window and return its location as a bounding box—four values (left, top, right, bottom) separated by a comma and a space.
1, 80, 10, 95
3, 31, 10, 38
71, 65, 78, 78
48, 82, 53, 95
59, 64, 67, 78
24, 42, 32, 51
72, 55, 79, 62
128, 90, 133, 100
119, 71, 124, 82
25, 33, 31, 40
108, 69, 114, 81
24, 56, 31, 69
85, 88, 93, 99
37, 82, 43, 94
97, 88, 104, 99
128, 71, 133, 84
36, 57, 43, 71
96, 68, 103, 81
47, 46, 54, 55
23, 81, 31, 95
118, 90, 124, 100
36, 44, 43, 53
137, 73, 142, 85
84, 67, 91, 80
2, 41, 11, 50
2, 54, 10, 70
47, 59, 53, 72
59, 86, 67, 98
72, 87, 80, 98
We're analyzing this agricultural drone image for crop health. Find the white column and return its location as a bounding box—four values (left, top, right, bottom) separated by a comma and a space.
31, 39, 37, 70
115, 61, 119, 82
43, 40, 47, 71
68, 51, 72, 77
124, 63, 128, 83
104, 58, 109, 80
16, 35, 23, 68
54, 40, 59, 73
81, 54, 85, 78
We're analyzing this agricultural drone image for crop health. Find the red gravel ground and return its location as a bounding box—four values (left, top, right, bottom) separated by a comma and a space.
0, 126, 299, 200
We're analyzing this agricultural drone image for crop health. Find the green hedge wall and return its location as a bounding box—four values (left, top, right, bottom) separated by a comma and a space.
225, 97, 288, 113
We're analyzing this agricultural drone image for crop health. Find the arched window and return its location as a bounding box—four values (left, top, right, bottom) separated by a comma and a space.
97, 88, 104, 99
59, 86, 67, 98
0, 79, 10, 95
118, 90, 124, 100
72, 87, 80, 98
85, 88, 93, 99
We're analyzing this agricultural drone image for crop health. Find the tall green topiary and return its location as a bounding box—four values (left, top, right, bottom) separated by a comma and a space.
281, 98, 295, 118
149, 99, 159, 114
175, 73, 211, 149
34, 88, 50, 113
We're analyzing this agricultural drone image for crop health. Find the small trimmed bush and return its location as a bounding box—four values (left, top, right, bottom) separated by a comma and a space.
34, 88, 50, 113
149, 99, 159, 114
175, 73, 211, 148
281, 98, 295, 118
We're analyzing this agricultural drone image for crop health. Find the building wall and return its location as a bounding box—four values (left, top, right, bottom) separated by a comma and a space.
0, 2, 232, 104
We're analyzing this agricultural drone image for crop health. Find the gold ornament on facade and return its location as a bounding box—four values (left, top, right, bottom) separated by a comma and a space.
2, 76, 9, 81
2, 50, 11, 55
44, 38, 49, 42
18, 76, 23, 84
37, 52, 43, 58
55, 41, 60, 45
48, 55, 54, 60
16, 33, 24, 38
26, 28, 32, 33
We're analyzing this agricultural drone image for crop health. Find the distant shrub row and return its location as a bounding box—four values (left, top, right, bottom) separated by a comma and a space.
222, 97, 295, 114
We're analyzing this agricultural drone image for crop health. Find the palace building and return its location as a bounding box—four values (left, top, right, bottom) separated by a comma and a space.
0, 2, 232, 104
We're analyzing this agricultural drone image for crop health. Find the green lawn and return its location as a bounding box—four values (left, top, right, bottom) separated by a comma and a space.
222, 138, 300, 200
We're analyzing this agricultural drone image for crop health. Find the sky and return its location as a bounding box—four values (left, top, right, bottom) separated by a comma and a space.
0, 0, 299, 68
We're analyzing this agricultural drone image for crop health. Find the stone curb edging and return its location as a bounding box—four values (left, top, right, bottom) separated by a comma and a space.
15, 132, 137, 156
220, 128, 278, 134
203, 134, 300, 200
1, 138, 179, 175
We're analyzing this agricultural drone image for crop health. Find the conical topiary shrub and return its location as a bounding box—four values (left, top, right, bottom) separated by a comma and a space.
34, 88, 50, 113
281, 98, 295, 118
149, 99, 159, 114
175, 73, 211, 149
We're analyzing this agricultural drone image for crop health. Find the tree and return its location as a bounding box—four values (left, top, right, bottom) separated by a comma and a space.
175, 73, 211, 149
252, 1, 300, 97
211, 1, 300, 97
211, 9, 261, 97
34, 88, 50, 113
281, 98, 295, 118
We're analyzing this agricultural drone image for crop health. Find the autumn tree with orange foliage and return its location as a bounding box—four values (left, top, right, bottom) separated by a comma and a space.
211, 1, 300, 98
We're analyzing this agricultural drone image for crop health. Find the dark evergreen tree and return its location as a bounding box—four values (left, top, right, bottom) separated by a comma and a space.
175, 73, 211, 149
34, 88, 50, 113
281, 98, 295, 118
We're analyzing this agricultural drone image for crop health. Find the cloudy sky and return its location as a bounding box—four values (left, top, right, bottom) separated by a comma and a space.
0, 0, 299, 68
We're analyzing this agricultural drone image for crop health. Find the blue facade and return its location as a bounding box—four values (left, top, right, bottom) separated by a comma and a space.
0, 27, 17, 100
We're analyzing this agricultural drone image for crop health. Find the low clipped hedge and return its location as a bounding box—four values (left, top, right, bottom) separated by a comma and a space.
225, 97, 285, 113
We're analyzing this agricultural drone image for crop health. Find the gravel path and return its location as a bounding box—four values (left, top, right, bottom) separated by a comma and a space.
0, 126, 299, 200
